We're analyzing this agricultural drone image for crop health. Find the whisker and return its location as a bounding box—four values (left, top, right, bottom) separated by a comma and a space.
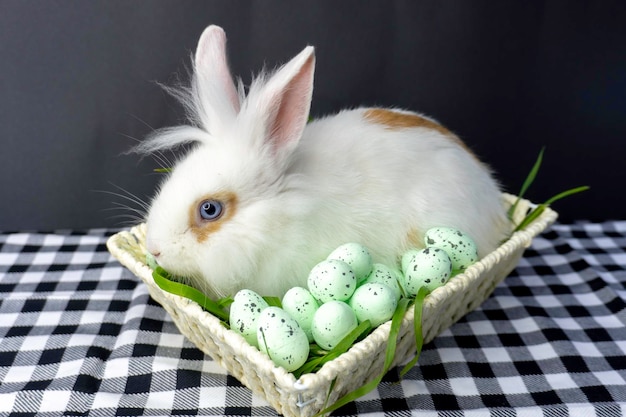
103, 203, 148, 218
101, 184, 151, 212
151, 151, 174, 171
93, 182, 154, 228
105, 214, 146, 228
119, 132, 143, 145
126, 113, 156, 131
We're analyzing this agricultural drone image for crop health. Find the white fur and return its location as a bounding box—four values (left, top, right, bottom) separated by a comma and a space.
143, 25, 510, 299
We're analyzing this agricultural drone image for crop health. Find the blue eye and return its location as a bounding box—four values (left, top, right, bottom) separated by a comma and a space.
198, 200, 223, 221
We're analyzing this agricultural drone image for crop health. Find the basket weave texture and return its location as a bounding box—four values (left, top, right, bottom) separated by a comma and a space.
106, 193, 557, 417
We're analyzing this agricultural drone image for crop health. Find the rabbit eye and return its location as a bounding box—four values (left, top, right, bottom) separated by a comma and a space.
198, 200, 223, 221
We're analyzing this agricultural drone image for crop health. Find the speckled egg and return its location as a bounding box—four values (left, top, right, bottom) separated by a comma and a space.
424, 227, 478, 272
348, 282, 398, 327
362, 263, 403, 301
229, 289, 269, 348
281, 287, 320, 342
401, 249, 421, 275
256, 307, 310, 372
327, 243, 373, 283
307, 259, 357, 303
311, 301, 358, 350
402, 247, 452, 295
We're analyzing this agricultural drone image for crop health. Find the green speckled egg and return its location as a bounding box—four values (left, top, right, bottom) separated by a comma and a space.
401, 249, 421, 275
402, 247, 452, 295
311, 301, 358, 350
349, 282, 398, 327
281, 287, 319, 343
257, 307, 310, 372
307, 259, 357, 302
230, 289, 269, 348
362, 263, 403, 301
327, 243, 373, 283
424, 227, 478, 272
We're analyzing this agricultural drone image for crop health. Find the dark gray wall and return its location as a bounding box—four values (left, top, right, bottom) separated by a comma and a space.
1, 0, 625, 230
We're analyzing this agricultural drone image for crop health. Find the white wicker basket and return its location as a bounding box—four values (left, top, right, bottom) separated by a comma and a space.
107, 193, 557, 417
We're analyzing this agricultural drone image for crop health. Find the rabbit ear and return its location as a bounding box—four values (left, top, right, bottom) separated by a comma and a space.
255, 46, 315, 159
193, 25, 241, 133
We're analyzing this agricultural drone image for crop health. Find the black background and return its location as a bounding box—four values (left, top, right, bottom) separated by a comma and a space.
1, 1, 624, 230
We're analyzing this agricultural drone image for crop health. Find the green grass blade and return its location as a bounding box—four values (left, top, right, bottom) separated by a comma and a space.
217, 296, 234, 309
508, 147, 545, 220
321, 378, 338, 412
385, 298, 411, 371
513, 185, 589, 232
543, 185, 590, 206
293, 356, 326, 378
313, 371, 383, 416
400, 287, 429, 376
152, 267, 230, 322
263, 296, 282, 308
514, 205, 546, 233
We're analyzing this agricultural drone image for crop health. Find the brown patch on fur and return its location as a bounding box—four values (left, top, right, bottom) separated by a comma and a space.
188, 192, 238, 243
406, 228, 425, 250
363, 108, 478, 159
364, 108, 451, 135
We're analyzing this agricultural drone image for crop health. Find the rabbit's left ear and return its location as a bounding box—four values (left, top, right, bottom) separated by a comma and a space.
257, 46, 315, 159
194, 25, 241, 132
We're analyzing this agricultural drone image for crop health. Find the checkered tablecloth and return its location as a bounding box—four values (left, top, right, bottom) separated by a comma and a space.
1, 222, 625, 416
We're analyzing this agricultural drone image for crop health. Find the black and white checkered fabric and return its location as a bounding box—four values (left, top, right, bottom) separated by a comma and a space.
1, 223, 625, 416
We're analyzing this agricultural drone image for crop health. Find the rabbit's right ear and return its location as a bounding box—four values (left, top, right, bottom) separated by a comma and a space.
193, 25, 241, 134
251, 46, 315, 164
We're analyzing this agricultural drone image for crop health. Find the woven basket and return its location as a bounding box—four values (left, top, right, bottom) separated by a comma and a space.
107, 193, 557, 417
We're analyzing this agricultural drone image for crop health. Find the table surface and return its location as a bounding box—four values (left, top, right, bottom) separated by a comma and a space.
1, 222, 625, 416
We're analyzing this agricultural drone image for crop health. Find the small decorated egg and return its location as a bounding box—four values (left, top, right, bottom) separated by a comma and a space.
362, 263, 403, 301
401, 249, 421, 275
311, 301, 358, 350
402, 248, 452, 295
281, 287, 320, 342
257, 307, 310, 372
307, 259, 357, 303
327, 243, 373, 283
424, 227, 478, 272
229, 289, 269, 348
348, 282, 398, 327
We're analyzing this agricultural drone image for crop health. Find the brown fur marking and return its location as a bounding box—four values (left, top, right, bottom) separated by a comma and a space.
363, 108, 478, 159
364, 108, 452, 136
188, 192, 238, 243
406, 228, 425, 250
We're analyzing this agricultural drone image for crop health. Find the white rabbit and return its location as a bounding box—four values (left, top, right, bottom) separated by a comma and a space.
141, 25, 510, 299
